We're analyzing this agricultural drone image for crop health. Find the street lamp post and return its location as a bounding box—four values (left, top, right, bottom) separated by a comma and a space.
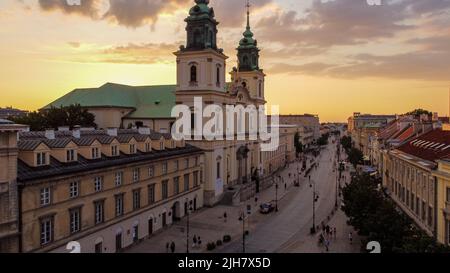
310, 181, 318, 234
186, 199, 192, 254
275, 179, 279, 212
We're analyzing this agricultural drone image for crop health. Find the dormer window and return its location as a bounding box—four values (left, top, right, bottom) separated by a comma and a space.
130, 144, 136, 154
160, 141, 164, 150
66, 149, 76, 162
36, 152, 47, 166
91, 147, 100, 159
111, 145, 119, 157
145, 143, 151, 152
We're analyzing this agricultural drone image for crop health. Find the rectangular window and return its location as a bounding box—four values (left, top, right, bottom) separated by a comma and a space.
193, 171, 199, 187
40, 217, 54, 246
195, 156, 199, 166
130, 144, 136, 154
148, 165, 155, 178
115, 194, 124, 217
94, 200, 104, 225
422, 201, 426, 221
67, 149, 76, 162
111, 145, 119, 156
217, 161, 221, 179
160, 142, 164, 150
184, 174, 190, 192
162, 180, 169, 200
428, 206, 433, 227
145, 143, 151, 152
69, 208, 81, 234
174, 160, 179, 171
185, 158, 189, 169
133, 168, 140, 183
94, 177, 103, 192
92, 147, 100, 159
148, 184, 155, 205
133, 189, 141, 210
69, 181, 79, 199
447, 220, 450, 245
416, 197, 420, 215
114, 171, 123, 187
40, 187, 51, 206
36, 152, 47, 166
173, 177, 180, 195
162, 162, 168, 175
447, 187, 450, 203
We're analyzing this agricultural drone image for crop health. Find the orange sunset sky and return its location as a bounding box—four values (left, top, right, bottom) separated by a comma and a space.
0, 0, 449, 122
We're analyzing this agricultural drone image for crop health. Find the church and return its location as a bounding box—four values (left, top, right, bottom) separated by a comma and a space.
45, 0, 295, 206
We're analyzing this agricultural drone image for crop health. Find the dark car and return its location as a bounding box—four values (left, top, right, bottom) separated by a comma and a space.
259, 202, 275, 214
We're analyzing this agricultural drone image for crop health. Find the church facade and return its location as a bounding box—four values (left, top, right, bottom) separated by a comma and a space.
44, 0, 295, 207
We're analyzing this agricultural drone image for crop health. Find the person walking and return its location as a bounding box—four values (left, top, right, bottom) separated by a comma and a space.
333, 227, 337, 239
170, 241, 175, 253
197, 236, 202, 248
348, 232, 353, 245
223, 212, 228, 223
193, 235, 197, 248
166, 242, 170, 253
324, 238, 330, 252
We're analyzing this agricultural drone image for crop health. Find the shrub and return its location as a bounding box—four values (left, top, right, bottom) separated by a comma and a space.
206, 242, 216, 251
223, 235, 231, 243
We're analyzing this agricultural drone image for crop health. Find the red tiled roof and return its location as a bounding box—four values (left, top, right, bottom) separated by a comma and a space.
397, 126, 415, 142
397, 129, 450, 162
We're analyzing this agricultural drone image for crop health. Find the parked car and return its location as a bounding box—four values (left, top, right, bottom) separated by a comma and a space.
259, 202, 275, 214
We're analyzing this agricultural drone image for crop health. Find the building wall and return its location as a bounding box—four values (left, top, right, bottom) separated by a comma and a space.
435, 160, 450, 245
88, 108, 134, 129
0, 127, 22, 253
383, 151, 436, 237
20, 153, 204, 253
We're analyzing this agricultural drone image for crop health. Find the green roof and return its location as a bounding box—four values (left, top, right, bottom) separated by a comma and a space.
44, 83, 176, 119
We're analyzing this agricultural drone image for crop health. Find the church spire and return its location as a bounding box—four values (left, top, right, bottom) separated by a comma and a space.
237, 0, 260, 72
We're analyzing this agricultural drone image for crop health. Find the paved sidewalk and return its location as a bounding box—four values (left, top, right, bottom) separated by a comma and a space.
126, 159, 305, 253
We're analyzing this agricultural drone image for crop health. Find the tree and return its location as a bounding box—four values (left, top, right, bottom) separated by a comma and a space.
340, 135, 352, 152
347, 147, 364, 168
342, 174, 450, 253
10, 104, 96, 131
317, 133, 329, 146
405, 109, 431, 117
294, 132, 303, 156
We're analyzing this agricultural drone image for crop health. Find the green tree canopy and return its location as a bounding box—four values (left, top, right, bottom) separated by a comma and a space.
405, 109, 432, 117
10, 104, 96, 131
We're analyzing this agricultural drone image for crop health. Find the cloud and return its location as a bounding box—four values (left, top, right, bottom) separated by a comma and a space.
102, 0, 190, 28
38, 0, 101, 18
210, 0, 273, 28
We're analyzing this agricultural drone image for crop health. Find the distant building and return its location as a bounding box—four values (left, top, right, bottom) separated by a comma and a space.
0, 107, 28, 120
276, 114, 321, 141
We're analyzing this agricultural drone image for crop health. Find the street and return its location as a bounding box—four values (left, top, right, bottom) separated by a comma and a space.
126, 136, 360, 253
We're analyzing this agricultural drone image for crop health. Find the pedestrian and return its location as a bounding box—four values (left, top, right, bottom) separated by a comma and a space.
170, 241, 175, 253
284, 183, 287, 190
333, 227, 337, 239
166, 242, 170, 253
223, 212, 227, 223
348, 232, 353, 245
197, 236, 202, 248
255, 196, 258, 204
324, 238, 330, 252
193, 235, 197, 248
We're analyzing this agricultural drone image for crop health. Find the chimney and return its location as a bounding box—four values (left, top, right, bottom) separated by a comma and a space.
73, 126, 81, 139
45, 129, 55, 140
107, 127, 118, 137
138, 127, 150, 135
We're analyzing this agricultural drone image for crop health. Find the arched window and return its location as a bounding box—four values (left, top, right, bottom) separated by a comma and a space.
193, 30, 201, 47
190, 65, 197, 83
243, 55, 249, 66
216, 67, 220, 86
209, 30, 214, 47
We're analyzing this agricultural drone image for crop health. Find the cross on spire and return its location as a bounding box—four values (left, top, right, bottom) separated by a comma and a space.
246, 0, 251, 29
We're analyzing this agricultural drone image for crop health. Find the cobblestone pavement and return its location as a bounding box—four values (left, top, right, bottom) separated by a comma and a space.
126, 137, 361, 253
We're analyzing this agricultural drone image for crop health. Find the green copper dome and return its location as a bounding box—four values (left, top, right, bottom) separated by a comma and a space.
187, 0, 214, 21
236, 1, 261, 71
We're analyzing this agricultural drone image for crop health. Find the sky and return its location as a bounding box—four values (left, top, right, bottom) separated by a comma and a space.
0, 0, 449, 122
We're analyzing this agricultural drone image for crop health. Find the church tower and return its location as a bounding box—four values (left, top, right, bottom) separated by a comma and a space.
231, 1, 266, 103
175, 0, 228, 93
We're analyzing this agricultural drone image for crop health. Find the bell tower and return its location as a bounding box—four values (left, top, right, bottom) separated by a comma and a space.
231, 1, 266, 103
175, 0, 228, 93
